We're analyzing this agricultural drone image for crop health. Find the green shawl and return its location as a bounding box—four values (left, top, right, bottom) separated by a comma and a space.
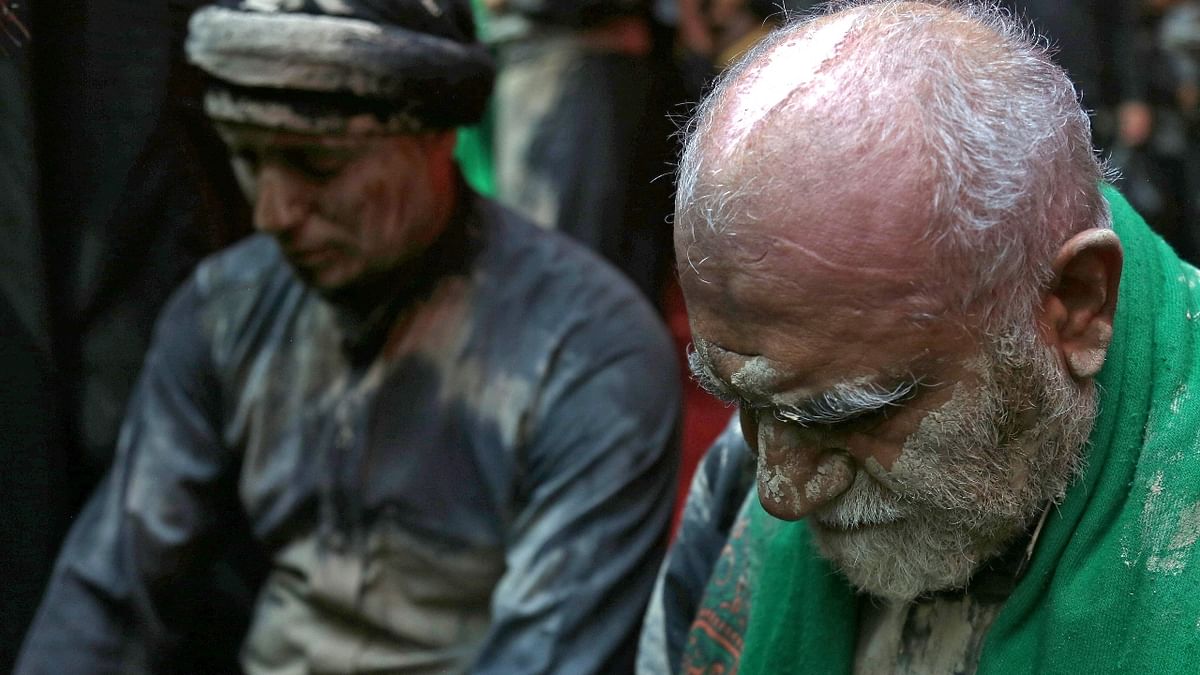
732, 187, 1200, 673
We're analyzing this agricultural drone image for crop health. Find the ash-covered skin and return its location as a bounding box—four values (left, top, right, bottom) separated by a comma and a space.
806, 454, 856, 502
809, 332, 1094, 601
730, 355, 779, 393
758, 445, 853, 509
750, 400, 859, 518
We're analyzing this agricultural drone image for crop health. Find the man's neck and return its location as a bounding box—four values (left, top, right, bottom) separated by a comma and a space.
322, 180, 473, 364
852, 508, 1051, 675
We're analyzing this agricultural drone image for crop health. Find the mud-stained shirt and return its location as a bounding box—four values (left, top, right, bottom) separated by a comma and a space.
851, 543, 1027, 675
18, 192, 680, 675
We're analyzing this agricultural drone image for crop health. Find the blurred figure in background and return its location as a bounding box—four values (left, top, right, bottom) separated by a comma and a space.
1136, 0, 1200, 262
0, 0, 249, 668
997, 0, 1150, 149
484, 0, 680, 302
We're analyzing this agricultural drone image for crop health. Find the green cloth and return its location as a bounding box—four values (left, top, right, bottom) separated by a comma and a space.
454, 0, 496, 197
455, 107, 495, 197
736, 187, 1200, 674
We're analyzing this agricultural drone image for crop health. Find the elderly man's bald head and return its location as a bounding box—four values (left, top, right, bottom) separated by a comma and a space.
676, 0, 1108, 329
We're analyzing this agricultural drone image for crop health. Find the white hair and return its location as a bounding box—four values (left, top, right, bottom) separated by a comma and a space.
676, 0, 1112, 329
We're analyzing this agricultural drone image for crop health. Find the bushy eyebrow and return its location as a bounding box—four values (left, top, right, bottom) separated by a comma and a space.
687, 344, 921, 425
687, 346, 741, 405
772, 378, 921, 426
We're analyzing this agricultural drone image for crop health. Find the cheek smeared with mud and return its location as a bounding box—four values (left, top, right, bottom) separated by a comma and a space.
806, 336, 1094, 601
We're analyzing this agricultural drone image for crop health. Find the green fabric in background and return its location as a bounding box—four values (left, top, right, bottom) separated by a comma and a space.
455, 102, 495, 197
739, 187, 1200, 674
456, 0, 495, 197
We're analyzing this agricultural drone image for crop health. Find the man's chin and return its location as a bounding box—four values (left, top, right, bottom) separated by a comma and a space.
807, 515, 1018, 602
284, 257, 362, 296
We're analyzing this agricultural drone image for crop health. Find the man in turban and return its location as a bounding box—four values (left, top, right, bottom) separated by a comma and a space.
17, 2, 679, 673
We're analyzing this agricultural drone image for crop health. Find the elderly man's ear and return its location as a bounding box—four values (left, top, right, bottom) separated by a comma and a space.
1039, 229, 1124, 381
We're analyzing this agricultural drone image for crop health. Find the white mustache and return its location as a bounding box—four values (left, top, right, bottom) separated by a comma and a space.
814, 470, 906, 530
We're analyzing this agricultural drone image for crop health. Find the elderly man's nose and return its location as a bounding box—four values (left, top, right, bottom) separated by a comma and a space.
753, 414, 856, 520
254, 164, 312, 233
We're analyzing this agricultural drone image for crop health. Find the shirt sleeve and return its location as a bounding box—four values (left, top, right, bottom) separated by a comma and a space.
636, 414, 756, 675
15, 279, 249, 675
470, 303, 682, 674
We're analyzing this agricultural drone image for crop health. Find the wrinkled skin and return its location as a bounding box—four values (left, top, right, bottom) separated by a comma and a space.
680, 194, 1095, 599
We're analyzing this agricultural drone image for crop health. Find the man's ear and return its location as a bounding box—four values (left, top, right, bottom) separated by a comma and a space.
1038, 229, 1123, 381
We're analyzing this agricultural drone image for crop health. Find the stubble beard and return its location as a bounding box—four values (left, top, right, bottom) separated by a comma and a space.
808, 328, 1096, 602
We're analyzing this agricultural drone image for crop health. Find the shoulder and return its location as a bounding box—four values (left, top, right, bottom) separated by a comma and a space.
155, 235, 302, 366
470, 196, 675, 365
190, 235, 289, 299
463, 195, 680, 464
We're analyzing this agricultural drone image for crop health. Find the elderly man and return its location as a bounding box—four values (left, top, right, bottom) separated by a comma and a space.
16, 1, 679, 673
639, 1, 1200, 673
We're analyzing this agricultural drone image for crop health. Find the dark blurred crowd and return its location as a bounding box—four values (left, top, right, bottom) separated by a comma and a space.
2, 0, 1200, 670
1123, 0, 1200, 262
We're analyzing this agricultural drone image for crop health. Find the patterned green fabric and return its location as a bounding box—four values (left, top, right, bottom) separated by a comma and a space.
698, 187, 1200, 673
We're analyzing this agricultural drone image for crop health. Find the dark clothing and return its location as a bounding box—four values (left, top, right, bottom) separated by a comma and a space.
999, 0, 1144, 108
488, 0, 678, 304
18, 192, 680, 674
637, 415, 754, 675
0, 3, 245, 666
0, 5, 63, 668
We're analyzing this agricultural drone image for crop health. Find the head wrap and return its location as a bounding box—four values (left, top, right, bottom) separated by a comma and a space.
185, 0, 495, 133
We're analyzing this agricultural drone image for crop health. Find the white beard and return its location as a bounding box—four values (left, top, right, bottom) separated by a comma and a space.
809, 330, 1094, 601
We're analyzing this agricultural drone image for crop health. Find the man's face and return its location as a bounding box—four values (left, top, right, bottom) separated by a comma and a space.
218, 123, 456, 291
798, 328, 1091, 601
678, 186, 1094, 601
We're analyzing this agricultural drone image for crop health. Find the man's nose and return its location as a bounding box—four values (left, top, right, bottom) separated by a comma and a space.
254, 163, 314, 234
744, 411, 856, 520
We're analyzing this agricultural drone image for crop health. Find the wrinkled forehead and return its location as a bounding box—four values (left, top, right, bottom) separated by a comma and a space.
674, 144, 941, 300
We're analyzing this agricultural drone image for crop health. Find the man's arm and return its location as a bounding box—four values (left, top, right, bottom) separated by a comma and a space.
470, 304, 681, 674
15, 279, 249, 675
